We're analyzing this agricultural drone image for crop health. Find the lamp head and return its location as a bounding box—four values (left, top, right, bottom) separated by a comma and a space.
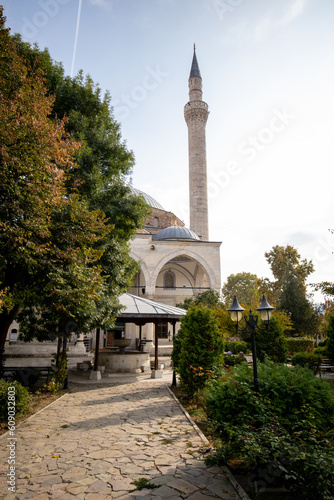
227, 296, 245, 322
256, 295, 274, 322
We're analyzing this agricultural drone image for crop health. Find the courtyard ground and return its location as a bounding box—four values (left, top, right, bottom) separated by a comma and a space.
0, 367, 249, 500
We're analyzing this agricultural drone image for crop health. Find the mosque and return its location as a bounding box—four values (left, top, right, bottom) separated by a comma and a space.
124, 47, 222, 341
5, 48, 222, 358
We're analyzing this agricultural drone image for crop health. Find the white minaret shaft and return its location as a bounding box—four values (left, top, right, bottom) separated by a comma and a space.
184, 46, 209, 240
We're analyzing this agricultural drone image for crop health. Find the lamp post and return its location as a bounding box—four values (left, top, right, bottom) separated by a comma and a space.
227, 295, 274, 392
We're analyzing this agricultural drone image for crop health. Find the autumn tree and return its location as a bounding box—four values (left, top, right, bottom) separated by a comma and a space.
265, 245, 317, 336
176, 289, 222, 310
0, 8, 80, 350
221, 272, 274, 308
13, 36, 148, 235
265, 245, 314, 298
0, 9, 147, 351
12, 34, 149, 337
18, 197, 113, 341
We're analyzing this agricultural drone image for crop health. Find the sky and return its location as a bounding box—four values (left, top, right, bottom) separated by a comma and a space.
2, 0, 334, 304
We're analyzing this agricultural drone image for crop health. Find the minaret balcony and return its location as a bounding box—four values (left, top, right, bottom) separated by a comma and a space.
184, 100, 208, 111
184, 100, 209, 124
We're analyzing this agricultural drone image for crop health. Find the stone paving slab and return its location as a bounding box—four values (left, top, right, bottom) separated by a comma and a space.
0, 373, 249, 499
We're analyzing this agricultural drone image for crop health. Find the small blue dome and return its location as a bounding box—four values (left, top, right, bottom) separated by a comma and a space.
153, 226, 200, 241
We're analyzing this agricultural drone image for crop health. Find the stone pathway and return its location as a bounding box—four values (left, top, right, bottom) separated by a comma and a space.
0, 373, 249, 499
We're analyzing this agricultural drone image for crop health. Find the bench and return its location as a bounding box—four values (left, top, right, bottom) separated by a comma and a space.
319, 358, 334, 373
2, 366, 52, 386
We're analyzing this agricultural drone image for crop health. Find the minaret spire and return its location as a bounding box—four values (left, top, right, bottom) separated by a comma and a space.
189, 45, 201, 79
184, 46, 209, 240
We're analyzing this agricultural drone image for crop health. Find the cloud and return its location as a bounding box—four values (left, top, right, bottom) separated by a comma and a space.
223, 21, 249, 44
89, 0, 115, 12
254, 17, 271, 41
286, 231, 316, 246
280, 0, 307, 25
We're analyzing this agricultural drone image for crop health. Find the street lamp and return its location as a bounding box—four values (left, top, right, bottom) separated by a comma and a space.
227, 295, 274, 392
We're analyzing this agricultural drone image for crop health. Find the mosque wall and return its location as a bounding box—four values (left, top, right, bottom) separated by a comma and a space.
130, 234, 221, 306
144, 208, 184, 232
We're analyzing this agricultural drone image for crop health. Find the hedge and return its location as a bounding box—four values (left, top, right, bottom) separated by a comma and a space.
225, 341, 248, 354
286, 338, 315, 354
291, 352, 322, 374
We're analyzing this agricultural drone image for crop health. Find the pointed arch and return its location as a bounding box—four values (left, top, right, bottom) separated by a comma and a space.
129, 251, 150, 293
152, 249, 218, 291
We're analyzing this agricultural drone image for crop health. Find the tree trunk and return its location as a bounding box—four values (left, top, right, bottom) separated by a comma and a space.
0, 305, 20, 351
94, 327, 100, 371
0, 305, 20, 375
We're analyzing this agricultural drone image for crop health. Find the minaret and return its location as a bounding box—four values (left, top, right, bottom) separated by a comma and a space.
184, 45, 209, 240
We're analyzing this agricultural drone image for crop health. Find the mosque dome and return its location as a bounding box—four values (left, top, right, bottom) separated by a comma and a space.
153, 225, 200, 241
129, 186, 165, 211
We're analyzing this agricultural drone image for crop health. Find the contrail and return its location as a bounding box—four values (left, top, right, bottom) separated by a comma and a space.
70, 0, 83, 77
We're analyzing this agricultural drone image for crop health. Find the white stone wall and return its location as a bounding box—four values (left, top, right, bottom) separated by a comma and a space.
130, 233, 221, 306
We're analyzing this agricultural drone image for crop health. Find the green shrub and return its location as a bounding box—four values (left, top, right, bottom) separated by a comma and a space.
225, 341, 237, 353
291, 351, 322, 374
207, 422, 334, 500
225, 340, 248, 354
205, 364, 268, 429
223, 354, 247, 367
314, 345, 327, 355
233, 342, 247, 354
0, 379, 31, 421
286, 338, 315, 354
204, 361, 334, 499
256, 317, 288, 363
172, 305, 224, 398
204, 360, 334, 434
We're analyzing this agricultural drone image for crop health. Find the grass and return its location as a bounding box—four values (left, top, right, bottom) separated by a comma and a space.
161, 438, 173, 445
131, 478, 158, 490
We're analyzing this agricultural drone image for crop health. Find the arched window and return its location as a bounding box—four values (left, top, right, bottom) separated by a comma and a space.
9, 329, 18, 342
164, 270, 176, 289
154, 216, 159, 227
